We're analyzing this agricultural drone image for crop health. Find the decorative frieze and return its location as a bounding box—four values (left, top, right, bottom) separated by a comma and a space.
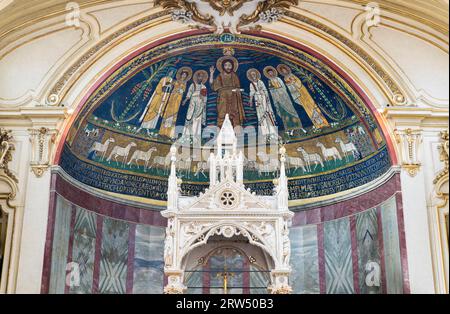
29, 128, 58, 177
394, 128, 423, 177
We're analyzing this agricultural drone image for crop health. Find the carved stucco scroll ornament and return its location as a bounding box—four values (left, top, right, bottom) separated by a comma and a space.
155, 0, 215, 26
0, 129, 18, 185
155, 0, 298, 33
395, 128, 423, 177
29, 127, 58, 178
202, 0, 253, 16
238, 0, 297, 28
434, 130, 449, 192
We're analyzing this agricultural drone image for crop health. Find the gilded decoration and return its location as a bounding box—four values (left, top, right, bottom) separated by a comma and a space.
238, 0, 298, 28
201, 0, 253, 16
155, 0, 214, 26
283, 11, 407, 106
155, 0, 298, 33
46, 10, 169, 105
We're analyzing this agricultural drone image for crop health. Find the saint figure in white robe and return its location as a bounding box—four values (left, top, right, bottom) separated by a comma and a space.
183, 70, 209, 141
247, 68, 277, 137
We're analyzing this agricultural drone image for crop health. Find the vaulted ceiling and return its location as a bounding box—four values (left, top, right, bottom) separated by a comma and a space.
0, 0, 111, 37
0, 0, 448, 39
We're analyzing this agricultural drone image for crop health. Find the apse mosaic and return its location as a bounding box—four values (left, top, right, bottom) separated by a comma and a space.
61, 33, 391, 202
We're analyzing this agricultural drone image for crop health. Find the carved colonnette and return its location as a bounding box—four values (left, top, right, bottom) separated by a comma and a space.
0, 128, 18, 294
431, 130, 449, 294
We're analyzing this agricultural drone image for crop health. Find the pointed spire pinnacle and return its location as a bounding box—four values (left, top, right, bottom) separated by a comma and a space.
276, 146, 289, 211
217, 114, 237, 153
167, 145, 180, 211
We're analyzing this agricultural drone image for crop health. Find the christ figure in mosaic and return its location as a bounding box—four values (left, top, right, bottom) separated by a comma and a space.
210, 56, 246, 129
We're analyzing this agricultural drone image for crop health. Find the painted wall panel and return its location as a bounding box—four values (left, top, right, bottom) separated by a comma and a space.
380, 196, 403, 294
185, 270, 203, 295
356, 208, 381, 294
48, 195, 72, 294
290, 225, 320, 294
250, 265, 270, 294
69, 208, 97, 294
99, 218, 130, 294
132, 225, 164, 294
324, 218, 355, 294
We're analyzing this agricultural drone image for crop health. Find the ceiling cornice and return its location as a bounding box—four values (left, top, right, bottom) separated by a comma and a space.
0, 0, 448, 40
342, 0, 449, 35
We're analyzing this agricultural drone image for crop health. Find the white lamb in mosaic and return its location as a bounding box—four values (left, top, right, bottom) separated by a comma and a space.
335, 137, 359, 161
297, 147, 324, 172
316, 141, 342, 164
88, 137, 115, 161
107, 142, 137, 166
127, 147, 157, 170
